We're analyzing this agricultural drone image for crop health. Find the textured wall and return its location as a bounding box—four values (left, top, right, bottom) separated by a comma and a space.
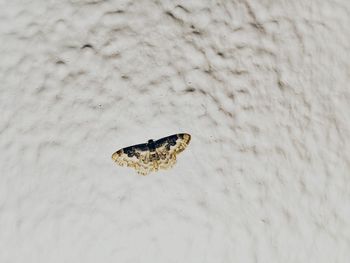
1, 0, 350, 262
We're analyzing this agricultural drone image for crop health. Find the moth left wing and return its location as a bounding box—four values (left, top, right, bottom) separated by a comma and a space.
112, 143, 153, 175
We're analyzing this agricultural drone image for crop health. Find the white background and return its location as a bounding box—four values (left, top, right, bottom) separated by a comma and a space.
1, 0, 349, 262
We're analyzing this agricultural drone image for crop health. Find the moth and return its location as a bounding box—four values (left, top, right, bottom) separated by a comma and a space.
111, 133, 191, 175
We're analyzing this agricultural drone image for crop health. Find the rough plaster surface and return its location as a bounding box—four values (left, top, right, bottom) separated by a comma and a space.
1, 0, 350, 262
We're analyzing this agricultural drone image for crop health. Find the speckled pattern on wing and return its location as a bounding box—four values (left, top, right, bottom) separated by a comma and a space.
112, 133, 191, 175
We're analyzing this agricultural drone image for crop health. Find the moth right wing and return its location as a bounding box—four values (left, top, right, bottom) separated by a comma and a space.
155, 133, 191, 171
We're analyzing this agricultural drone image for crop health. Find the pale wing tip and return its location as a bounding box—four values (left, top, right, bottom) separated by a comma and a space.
111, 150, 122, 161
178, 133, 191, 144
183, 133, 191, 144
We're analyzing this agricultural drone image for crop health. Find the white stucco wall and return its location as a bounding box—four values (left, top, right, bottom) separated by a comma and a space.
1, 0, 349, 262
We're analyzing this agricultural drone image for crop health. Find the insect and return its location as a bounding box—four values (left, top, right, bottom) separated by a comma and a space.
111, 133, 191, 175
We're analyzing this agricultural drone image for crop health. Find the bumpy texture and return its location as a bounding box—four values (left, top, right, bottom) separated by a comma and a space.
1, 0, 350, 262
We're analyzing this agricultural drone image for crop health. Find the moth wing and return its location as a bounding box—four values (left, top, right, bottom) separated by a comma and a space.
156, 146, 177, 170
112, 144, 153, 175
155, 133, 191, 171
172, 133, 191, 154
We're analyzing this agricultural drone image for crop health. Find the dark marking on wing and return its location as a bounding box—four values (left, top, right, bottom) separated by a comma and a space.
122, 143, 148, 157
155, 134, 179, 147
